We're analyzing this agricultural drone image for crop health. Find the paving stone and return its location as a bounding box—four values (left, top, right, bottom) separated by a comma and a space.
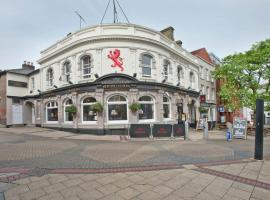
131, 184, 153, 193
114, 178, 134, 189
38, 192, 64, 200
163, 194, 185, 200
14, 177, 31, 185
231, 182, 254, 193
78, 189, 104, 200
99, 193, 125, 200
44, 183, 66, 193
173, 187, 199, 198
28, 179, 50, 190
60, 186, 84, 198
227, 187, 252, 200
19, 188, 46, 200
196, 191, 221, 200
164, 176, 191, 190
97, 184, 120, 195
97, 175, 116, 185
117, 187, 141, 199
4, 185, 29, 197
81, 174, 99, 182
62, 178, 84, 187
251, 187, 270, 200
48, 175, 68, 184
137, 190, 161, 200
79, 180, 102, 191
152, 185, 173, 196
127, 175, 145, 183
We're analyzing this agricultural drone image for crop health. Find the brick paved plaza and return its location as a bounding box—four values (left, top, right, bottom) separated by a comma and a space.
0, 127, 270, 199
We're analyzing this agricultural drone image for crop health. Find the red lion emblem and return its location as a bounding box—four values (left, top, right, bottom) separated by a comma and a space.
107, 49, 124, 71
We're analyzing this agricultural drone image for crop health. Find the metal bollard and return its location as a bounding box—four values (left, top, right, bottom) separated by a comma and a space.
203, 120, 208, 140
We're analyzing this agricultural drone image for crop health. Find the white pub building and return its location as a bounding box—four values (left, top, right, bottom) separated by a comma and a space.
0, 23, 216, 135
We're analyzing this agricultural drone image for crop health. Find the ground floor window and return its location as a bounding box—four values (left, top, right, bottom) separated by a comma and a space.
139, 96, 154, 120
46, 101, 58, 122
107, 95, 127, 122
163, 96, 171, 119
64, 99, 73, 122
82, 97, 97, 122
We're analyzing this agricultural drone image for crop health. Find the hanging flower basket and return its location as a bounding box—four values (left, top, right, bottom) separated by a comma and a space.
92, 102, 104, 113
65, 105, 77, 114
129, 102, 141, 113
199, 107, 208, 113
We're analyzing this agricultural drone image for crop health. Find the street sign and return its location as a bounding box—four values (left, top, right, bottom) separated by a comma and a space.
233, 117, 247, 139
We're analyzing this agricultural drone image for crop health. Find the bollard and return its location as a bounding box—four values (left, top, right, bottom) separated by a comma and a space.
203, 119, 208, 140
185, 121, 189, 140
255, 99, 264, 160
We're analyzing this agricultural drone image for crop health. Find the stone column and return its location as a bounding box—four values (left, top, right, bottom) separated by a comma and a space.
157, 90, 164, 122
72, 92, 78, 129
129, 88, 139, 124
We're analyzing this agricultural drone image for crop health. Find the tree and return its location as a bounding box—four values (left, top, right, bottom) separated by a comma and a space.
213, 39, 270, 111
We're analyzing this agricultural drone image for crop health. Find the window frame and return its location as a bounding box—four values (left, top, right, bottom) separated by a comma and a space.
107, 95, 128, 124
81, 97, 97, 124
81, 55, 92, 79
64, 99, 73, 123
163, 96, 171, 120
63, 61, 71, 82
47, 68, 53, 87
138, 96, 155, 122
46, 101, 58, 123
141, 54, 153, 77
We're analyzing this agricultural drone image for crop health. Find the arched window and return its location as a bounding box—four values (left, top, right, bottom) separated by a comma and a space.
138, 96, 154, 120
163, 96, 171, 119
82, 97, 97, 122
63, 61, 71, 82
177, 66, 184, 82
142, 54, 153, 77
163, 60, 170, 80
189, 72, 195, 89
81, 55, 91, 79
107, 95, 127, 122
64, 99, 73, 122
46, 68, 53, 87
46, 101, 58, 122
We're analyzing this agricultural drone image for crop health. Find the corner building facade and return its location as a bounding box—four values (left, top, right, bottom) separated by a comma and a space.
6, 24, 216, 134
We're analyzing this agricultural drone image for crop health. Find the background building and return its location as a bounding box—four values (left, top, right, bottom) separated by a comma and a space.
0, 24, 216, 134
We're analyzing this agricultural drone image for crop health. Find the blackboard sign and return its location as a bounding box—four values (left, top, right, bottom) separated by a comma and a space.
233, 117, 247, 139
173, 124, 185, 137
152, 124, 172, 137
129, 124, 150, 138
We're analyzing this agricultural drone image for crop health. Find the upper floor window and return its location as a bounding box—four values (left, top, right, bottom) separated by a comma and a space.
46, 68, 53, 87
63, 61, 71, 82
31, 77, 35, 90
205, 69, 209, 81
81, 55, 91, 79
189, 72, 195, 89
142, 54, 153, 77
177, 66, 184, 82
200, 66, 204, 79
211, 88, 215, 100
206, 87, 210, 100
163, 60, 170, 80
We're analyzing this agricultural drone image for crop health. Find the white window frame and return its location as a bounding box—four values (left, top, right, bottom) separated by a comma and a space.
81, 56, 92, 79
47, 68, 53, 87
107, 95, 128, 124
206, 87, 210, 100
138, 96, 155, 123
163, 96, 171, 120
200, 66, 204, 79
81, 97, 97, 124
63, 61, 71, 82
64, 99, 73, 123
189, 72, 195, 89
211, 88, 215, 100
163, 60, 170, 80
31, 77, 35, 90
46, 101, 58, 123
142, 54, 153, 77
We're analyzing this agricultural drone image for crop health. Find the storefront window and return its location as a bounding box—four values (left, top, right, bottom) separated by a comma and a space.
64, 99, 73, 122
139, 96, 154, 121
163, 96, 170, 119
46, 101, 58, 122
107, 95, 127, 122
82, 97, 97, 122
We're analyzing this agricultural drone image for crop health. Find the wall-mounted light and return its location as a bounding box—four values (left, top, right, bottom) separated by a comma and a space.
176, 82, 180, 86
162, 79, 166, 83
37, 89, 41, 93
95, 74, 99, 79
68, 81, 73, 84
133, 73, 137, 78
30, 90, 33, 94
53, 85, 58, 89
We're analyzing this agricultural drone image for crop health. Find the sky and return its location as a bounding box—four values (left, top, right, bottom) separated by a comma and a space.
0, 0, 270, 70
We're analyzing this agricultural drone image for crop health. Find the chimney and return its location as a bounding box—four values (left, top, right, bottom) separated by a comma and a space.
176, 40, 183, 47
160, 26, 175, 41
22, 61, 35, 70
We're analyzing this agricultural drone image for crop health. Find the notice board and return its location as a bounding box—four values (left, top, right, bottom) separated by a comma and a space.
233, 117, 247, 139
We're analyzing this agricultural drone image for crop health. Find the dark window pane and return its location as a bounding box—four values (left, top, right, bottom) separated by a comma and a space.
139, 96, 153, 102
108, 95, 126, 102
139, 104, 153, 120
108, 104, 127, 121
83, 98, 96, 103
83, 105, 97, 121
47, 108, 58, 121
142, 67, 151, 76
163, 104, 170, 118
142, 55, 152, 66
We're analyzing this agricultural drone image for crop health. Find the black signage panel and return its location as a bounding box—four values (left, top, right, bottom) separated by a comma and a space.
152, 124, 172, 137
233, 117, 247, 139
173, 124, 185, 137
130, 124, 151, 138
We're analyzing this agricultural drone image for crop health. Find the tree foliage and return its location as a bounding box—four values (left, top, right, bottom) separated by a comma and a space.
213, 39, 270, 111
